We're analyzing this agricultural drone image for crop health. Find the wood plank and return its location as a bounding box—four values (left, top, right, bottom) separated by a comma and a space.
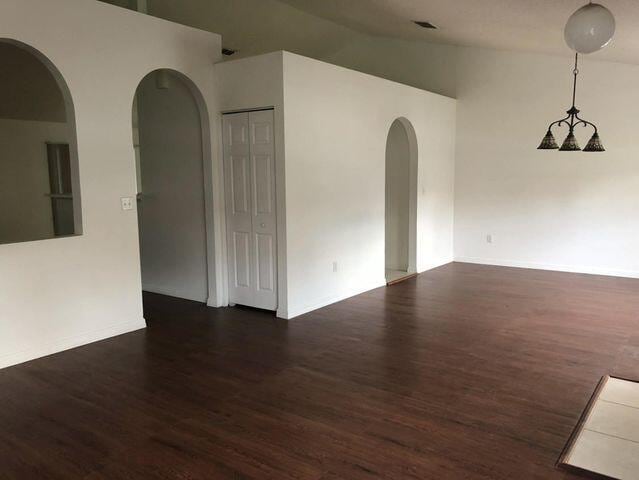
2, 262, 639, 479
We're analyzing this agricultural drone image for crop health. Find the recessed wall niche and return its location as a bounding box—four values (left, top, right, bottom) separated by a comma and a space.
0, 40, 82, 245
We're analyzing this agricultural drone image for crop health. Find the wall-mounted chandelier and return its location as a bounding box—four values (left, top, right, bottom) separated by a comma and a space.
538, 2, 615, 152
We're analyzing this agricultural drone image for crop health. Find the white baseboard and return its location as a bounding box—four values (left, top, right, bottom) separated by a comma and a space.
455, 256, 639, 279
279, 277, 387, 320
278, 258, 456, 320
142, 284, 207, 303
0, 318, 147, 370
206, 297, 222, 308
417, 257, 454, 274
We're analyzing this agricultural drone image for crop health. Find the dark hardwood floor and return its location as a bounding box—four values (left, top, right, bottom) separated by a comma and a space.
2, 262, 639, 479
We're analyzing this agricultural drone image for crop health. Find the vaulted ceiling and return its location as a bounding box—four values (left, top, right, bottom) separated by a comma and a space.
101, 0, 638, 65
278, 0, 637, 64
135, 0, 363, 59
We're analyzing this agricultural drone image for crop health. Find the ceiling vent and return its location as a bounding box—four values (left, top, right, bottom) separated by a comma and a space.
414, 21, 437, 29
222, 48, 237, 56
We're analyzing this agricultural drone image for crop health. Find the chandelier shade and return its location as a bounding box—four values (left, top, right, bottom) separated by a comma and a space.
559, 132, 581, 151
583, 132, 605, 152
538, 130, 559, 150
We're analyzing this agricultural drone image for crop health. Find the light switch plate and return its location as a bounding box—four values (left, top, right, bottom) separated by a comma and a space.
121, 197, 134, 211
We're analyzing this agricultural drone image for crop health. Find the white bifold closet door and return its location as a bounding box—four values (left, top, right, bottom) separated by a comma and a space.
223, 110, 277, 311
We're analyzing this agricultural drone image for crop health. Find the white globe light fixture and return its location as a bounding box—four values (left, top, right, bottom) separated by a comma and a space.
564, 2, 616, 54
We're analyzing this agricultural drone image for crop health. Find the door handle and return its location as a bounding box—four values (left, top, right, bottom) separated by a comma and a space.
260, 222, 266, 228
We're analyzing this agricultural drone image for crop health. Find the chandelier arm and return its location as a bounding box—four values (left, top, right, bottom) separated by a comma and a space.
546, 114, 572, 131
574, 114, 599, 133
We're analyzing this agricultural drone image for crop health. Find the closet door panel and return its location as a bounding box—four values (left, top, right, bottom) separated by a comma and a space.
223, 112, 254, 306
249, 110, 277, 310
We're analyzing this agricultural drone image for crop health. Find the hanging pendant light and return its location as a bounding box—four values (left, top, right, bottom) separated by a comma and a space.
538, 54, 604, 152
538, 2, 614, 153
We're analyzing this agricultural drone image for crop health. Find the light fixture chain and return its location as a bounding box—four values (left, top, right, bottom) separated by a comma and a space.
571, 53, 579, 110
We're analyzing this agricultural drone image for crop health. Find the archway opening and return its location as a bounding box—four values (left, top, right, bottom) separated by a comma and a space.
0, 40, 82, 245
385, 118, 417, 284
132, 69, 209, 314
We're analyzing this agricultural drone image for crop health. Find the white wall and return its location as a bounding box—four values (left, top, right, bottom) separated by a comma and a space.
0, 0, 222, 369
325, 36, 639, 279
325, 36, 459, 98
385, 120, 410, 272
282, 53, 457, 318
136, 71, 209, 302
0, 119, 71, 244
215, 52, 456, 319
454, 47, 639, 278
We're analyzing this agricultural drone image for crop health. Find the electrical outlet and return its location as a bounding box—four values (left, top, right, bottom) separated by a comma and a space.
121, 197, 134, 211
332, 261, 338, 273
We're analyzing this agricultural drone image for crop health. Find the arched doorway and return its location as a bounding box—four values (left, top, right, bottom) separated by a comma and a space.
132, 69, 212, 311
385, 117, 418, 284
0, 40, 82, 245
